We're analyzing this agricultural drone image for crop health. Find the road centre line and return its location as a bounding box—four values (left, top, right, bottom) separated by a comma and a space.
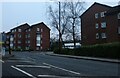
43, 63, 81, 75
11, 66, 36, 78
16, 65, 51, 68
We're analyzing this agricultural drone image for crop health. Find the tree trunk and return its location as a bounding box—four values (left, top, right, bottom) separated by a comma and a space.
72, 18, 76, 48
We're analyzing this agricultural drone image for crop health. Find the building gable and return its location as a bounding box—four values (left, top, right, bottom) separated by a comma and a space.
81, 2, 111, 18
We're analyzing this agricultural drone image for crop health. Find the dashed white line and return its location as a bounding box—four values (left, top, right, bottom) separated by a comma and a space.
43, 63, 81, 75
11, 66, 36, 78
16, 65, 51, 68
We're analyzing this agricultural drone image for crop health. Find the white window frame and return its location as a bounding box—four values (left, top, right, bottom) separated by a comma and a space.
28, 29, 31, 31
95, 23, 99, 29
96, 33, 99, 39
28, 40, 30, 44
41, 28, 43, 32
101, 33, 107, 39
100, 11, 106, 17
18, 29, 21, 32
18, 34, 21, 38
36, 33, 41, 46
18, 40, 21, 44
14, 29, 16, 32
37, 28, 40, 31
12, 30, 14, 32
95, 13, 99, 19
18, 46, 21, 49
101, 22, 106, 28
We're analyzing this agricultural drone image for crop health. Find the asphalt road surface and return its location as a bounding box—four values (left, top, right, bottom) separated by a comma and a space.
1, 52, 120, 78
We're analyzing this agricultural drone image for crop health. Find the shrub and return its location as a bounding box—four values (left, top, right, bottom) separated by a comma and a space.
53, 42, 120, 59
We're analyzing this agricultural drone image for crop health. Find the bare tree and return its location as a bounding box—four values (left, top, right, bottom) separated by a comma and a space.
64, 1, 85, 48
48, 0, 85, 48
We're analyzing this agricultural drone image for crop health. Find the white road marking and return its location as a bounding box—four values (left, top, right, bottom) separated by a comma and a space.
11, 66, 36, 78
38, 75, 62, 77
0, 60, 4, 63
43, 63, 81, 75
7, 60, 35, 63
27, 57, 36, 61
16, 65, 51, 68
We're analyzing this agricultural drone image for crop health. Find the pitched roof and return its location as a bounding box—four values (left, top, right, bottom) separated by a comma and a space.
106, 5, 120, 15
30, 22, 50, 30
80, 2, 112, 17
11, 23, 30, 30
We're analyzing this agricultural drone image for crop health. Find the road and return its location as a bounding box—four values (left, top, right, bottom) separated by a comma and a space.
1, 52, 120, 78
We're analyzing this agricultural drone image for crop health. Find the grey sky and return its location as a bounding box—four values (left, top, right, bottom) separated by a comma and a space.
0, 0, 119, 33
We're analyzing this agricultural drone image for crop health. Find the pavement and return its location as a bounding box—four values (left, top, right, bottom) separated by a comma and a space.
45, 52, 120, 63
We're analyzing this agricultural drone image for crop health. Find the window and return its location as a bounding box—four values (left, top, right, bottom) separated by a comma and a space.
95, 13, 99, 19
100, 11, 106, 17
14, 29, 16, 32
41, 47, 42, 49
95, 23, 99, 29
25, 35, 27, 38
101, 22, 106, 28
7, 35, 9, 38
96, 33, 99, 39
41, 34, 42, 38
10, 37, 14, 41
28, 40, 30, 43
18, 34, 21, 38
101, 33, 106, 39
10, 44, 13, 48
26, 41, 27, 44
36, 33, 41, 46
37, 28, 40, 31
18, 46, 21, 49
28, 34, 30, 38
118, 13, 120, 19
18, 40, 21, 44
18, 29, 21, 32
6, 41, 9, 44
26, 30, 28, 32
41, 28, 43, 32
36, 47, 39, 50
28, 29, 31, 31
12, 30, 14, 32
118, 27, 120, 34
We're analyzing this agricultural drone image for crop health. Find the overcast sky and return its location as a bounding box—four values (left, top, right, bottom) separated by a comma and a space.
0, 0, 119, 33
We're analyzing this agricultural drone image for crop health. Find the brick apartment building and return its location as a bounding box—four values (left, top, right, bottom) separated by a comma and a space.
81, 2, 120, 45
5, 22, 50, 51
25, 22, 50, 51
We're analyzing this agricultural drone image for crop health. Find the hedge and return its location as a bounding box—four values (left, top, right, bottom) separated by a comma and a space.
54, 42, 120, 59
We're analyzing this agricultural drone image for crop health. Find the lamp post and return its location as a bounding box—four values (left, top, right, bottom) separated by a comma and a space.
58, 1, 61, 53
50, 0, 61, 52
